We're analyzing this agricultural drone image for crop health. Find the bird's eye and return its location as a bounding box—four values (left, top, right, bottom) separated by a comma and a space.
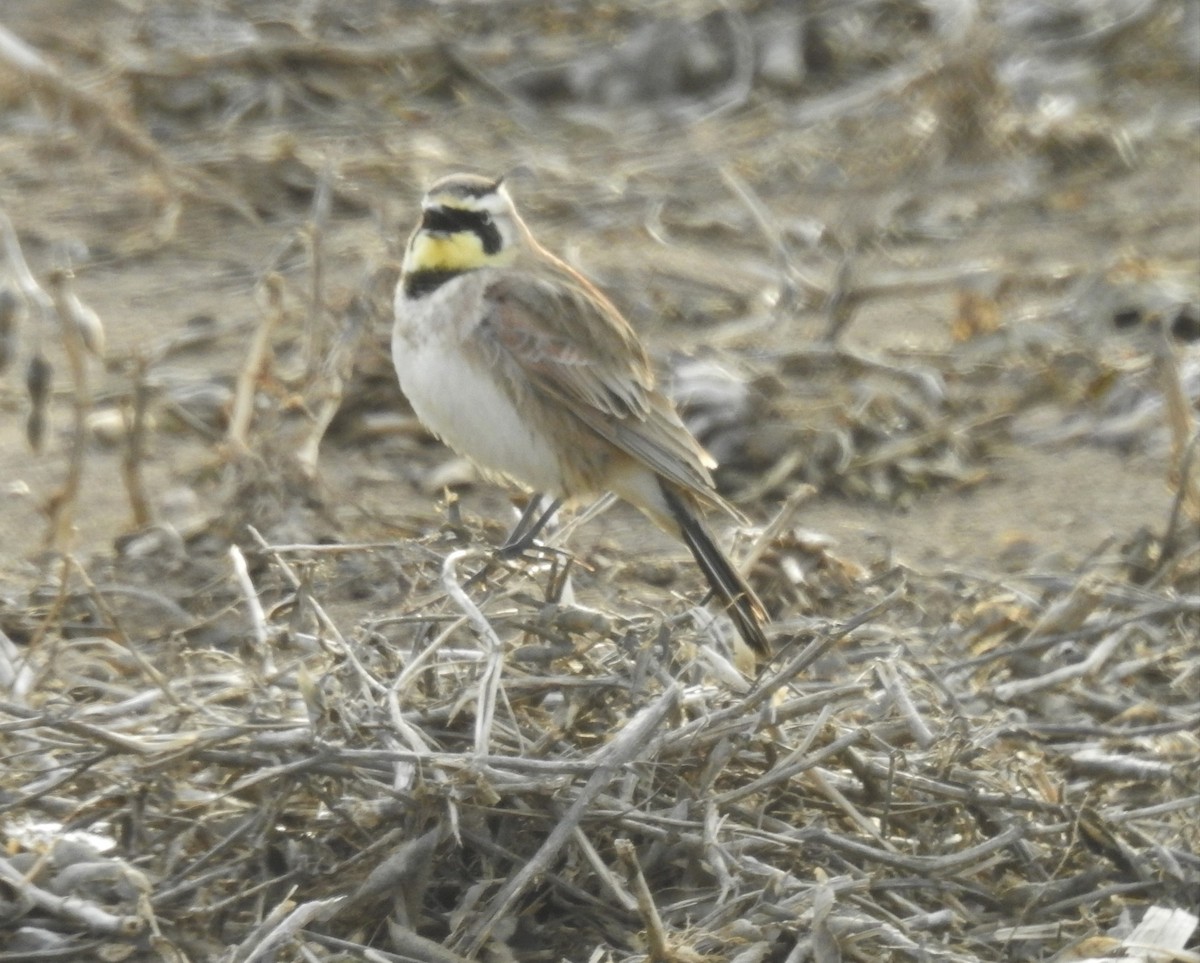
478, 211, 492, 226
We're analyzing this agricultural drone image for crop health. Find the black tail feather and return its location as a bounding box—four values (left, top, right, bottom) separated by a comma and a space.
660, 483, 770, 657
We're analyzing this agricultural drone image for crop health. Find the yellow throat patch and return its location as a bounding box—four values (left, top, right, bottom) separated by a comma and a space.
407, 229, 514, 273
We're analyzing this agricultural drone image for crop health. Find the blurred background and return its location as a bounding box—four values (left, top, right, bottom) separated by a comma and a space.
0, 0, 1196, 569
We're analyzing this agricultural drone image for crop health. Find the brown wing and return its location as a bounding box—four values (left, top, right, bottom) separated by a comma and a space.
473, 268, 730, 508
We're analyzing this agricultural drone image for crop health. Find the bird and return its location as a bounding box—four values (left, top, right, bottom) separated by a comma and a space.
392, 172, 770, 657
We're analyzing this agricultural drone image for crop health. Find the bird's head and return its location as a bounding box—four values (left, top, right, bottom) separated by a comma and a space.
402, 173, 524, 281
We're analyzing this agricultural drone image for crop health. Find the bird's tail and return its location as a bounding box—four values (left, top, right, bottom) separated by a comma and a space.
660, 482, 770, 657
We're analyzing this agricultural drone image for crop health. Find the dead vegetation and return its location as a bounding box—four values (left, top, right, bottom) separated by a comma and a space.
0, 1, 1197, 960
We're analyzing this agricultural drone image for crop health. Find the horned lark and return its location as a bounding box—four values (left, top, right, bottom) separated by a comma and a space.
392, 173, 770, 656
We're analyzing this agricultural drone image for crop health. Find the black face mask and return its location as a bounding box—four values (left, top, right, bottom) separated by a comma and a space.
421, 207, 502, 255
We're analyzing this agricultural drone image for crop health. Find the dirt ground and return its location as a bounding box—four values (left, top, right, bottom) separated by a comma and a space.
0, 1, 1197, 961
0, 5, 1195, 576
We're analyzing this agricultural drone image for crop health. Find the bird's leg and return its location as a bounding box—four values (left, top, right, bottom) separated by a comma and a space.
497, 495, 562, 557
462, 495, 565, 591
